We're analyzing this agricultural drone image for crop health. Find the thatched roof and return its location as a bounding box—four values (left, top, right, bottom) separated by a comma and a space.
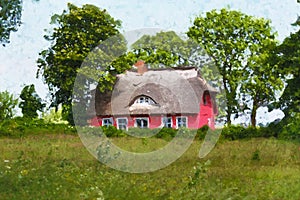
89, 67, 217, 117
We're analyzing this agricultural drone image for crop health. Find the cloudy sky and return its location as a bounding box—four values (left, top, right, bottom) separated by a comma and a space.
0, 0, 299, 123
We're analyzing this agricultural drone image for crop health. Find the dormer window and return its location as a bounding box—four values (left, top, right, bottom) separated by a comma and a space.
134, 96, 156, 105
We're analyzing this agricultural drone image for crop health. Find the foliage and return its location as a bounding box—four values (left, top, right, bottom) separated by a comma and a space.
19, 84, 45, 119
42, 107, 68, 124
0, 90, 18, 121
0, 0, 40, 45
102, 126, 126, 137
188, 8, 279, 126
221, 125, 277, 140
37, 3, 122, 125
130, 31, 208, 68
278, 113, 300, 141
0, 0, 22, 45
274, 26, 300, 118
0, 117, 75, 137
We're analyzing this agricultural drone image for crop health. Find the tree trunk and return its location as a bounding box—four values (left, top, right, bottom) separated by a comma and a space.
223, 75, 232, 126
251, 100, 258, 127
226, 107, 232, 126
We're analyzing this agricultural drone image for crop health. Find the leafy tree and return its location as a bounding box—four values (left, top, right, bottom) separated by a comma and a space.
0, 90, 18, 121
131, 31, 190, 67
188, 8, 279, 126
273, 10, 300, 119
0, 0, 39, 46
130, 31, 212, 69
241, 41, 283, 127
0, 0, 22, 45
267, 2, 300, 134
19, 84, 45, 119
37, 3, 122, 124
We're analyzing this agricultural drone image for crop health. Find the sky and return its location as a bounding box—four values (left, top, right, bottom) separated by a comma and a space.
0, 0, 299, 124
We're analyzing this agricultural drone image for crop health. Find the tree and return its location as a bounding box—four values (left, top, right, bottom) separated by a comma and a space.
0, 0, 22, 45
0, 0, 39, 46
130, 31, 211, 69
273, 13, 300, 119
187, 8, 279, 126
37, 3, 122, 124
19, 84, 45, 119
131, 31, 189, 67
0, 90, 18, 121
241, 45, 283, 127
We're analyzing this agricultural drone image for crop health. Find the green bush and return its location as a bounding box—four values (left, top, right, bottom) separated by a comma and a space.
0, 117, 76, 137
102, 126, 126, 137
278, 114, 300, 141
196, 125, 209, 140
155, 127, 177, 140
221, 125, 277, 140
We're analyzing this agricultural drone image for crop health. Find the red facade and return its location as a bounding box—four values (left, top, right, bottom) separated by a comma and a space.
89, 92, 217, 130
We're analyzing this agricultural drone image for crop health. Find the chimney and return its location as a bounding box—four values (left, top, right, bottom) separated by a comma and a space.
134, 60, 148, 75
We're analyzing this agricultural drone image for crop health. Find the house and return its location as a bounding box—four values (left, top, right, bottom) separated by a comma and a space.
87, 61, 218, 130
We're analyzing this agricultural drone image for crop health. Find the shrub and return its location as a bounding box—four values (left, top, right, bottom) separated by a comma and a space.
196, 125, 209, 140
0, 117, 76, 137
221, 125, 277, 140
278, 114, 300, 141
0, 90, 18, 120
155, 127, 177, 140
102, 126, 126, 137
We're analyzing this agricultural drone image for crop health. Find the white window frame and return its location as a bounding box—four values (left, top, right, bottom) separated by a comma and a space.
134, 96, 155, 105
176, 116, 188, 128
162, 117, 172, 128
116, 118, 128, 131
102, 117, 113, 127
134, 117, 149, 128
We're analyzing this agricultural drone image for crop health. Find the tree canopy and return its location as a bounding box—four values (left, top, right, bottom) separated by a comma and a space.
0, 90, 18, 121
19, 84, 45, 119
0, 0, 39, 46
187, 8, 280, 126
37, 3, 122, 124
274, 13, 300, 118
0, 0, 22, 45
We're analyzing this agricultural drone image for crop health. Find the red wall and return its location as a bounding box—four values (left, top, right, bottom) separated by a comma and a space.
89, 93, 217, 129
199, 92, 216, 129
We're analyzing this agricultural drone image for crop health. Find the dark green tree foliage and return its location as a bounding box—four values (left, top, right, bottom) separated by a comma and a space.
130, 31, 209, 68
19, 84, 45, 119
0, 0, 22, 45
131, 31, 190, 67
188, 8, 279, 126
37, 3, 122, 124
0, 90, 18, 121
275, 22, 300, 117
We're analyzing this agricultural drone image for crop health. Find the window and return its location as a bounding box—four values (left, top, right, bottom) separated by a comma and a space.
102, 118, 113, 127
135, 118, 149, 128
117, 118, 128, 131
176, 117, 187, 128
134, 96, 155, 105
162, 117, 172, 128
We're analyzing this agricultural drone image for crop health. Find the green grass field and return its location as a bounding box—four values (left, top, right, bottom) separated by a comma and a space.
1, 134, 300, 199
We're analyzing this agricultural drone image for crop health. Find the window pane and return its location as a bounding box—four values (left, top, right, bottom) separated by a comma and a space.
117, 118, 127, 130
177, 117, 187, 128
163, 117, 172, 128
136, 118, 148, 128
103, 118, 113, 126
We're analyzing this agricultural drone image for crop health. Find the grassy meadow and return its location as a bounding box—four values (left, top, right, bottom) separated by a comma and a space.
1, 134, 300, 200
